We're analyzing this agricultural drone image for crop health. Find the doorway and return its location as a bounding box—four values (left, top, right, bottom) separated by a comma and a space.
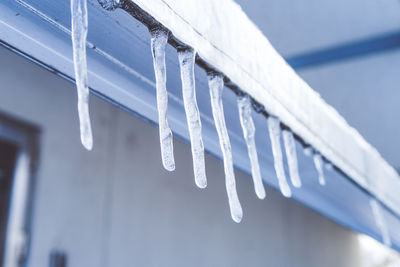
0, 112, 39, 267
0, 141, 19, 265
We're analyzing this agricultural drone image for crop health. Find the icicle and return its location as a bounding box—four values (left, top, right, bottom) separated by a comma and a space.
150, 29, 175, 171
237, 95, 266, 199
178, 48, 206, 188
325, 162, 333, 171
370, 199, 391, 246
208, 73, 242, 223
313, 153, 326, 186
282, 130, 302, 188
267, 117, 292, 197
303, 146, 313, 156
71, 0, 93, 150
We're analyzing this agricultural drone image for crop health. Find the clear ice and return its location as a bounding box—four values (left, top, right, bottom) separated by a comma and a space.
267, 117, 292, 197
150, 29, 175, 171
370, 199, 391, 246
313, 153, 326, 186
282, 130, 302, 188
237, 95, 266, 199
208, 73, 243, 223
71, 0, 93, 150
178, 48, 207, 188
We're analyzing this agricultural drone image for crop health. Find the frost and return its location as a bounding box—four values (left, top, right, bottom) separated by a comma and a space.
237, 95, 265, 199
71, 0, 93, 150
208, 73, 242, 223
178, 48, 206, 188
150, 29, 175, 171
313, 153, 326, 186
267, 117, 291, 197
282, 130, 301, 188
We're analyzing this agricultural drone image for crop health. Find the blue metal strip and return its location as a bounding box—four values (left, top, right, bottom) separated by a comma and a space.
286, 31, 400, 69
2, 0, 400, 250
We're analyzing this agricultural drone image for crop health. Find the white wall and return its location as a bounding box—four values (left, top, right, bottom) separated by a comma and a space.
0, 46, 362, 267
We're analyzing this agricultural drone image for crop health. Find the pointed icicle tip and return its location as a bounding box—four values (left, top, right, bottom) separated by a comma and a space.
81, 135, 93, 151
232, 210, 243, 223
280, 182, 292, 198
196, 179, 207, 189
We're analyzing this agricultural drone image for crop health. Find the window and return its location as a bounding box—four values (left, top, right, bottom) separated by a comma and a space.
0, 112, 39, 267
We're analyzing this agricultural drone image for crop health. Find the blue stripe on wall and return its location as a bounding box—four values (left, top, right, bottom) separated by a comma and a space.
286, 31, 400, 69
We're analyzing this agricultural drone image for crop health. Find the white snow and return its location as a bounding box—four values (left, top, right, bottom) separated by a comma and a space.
208, 73, 242, 223
178, 48, 207, 188
370, 199, 391, 246
282, 130, 301, 188
71, 0, 93, 150
313, 153, 326, 186
237, 95, 266, 199
267, 116, 291, 198
150, 29, 175, 171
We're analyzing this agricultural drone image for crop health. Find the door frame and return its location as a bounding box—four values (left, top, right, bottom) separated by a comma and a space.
0, 111, 39, 267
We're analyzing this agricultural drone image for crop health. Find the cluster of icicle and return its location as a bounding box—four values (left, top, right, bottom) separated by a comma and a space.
147, 28, 335, 223
69, 2, 333, 223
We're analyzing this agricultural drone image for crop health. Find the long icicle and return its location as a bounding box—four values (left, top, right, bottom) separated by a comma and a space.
267, 117, 291, 197
208, 73, 243, 223
313, 153, 326, 186
237, 95, 266, 199
370, 199, 391, 246
178, 48, 207, 188
150, 29, 175, 171
71, 0, 93, 150
282, 130, 302, 188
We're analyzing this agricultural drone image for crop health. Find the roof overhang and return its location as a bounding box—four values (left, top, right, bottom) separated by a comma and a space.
1, 0, 399, 249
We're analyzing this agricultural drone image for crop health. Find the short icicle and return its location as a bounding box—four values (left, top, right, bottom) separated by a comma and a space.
282, 130, 301, 188
313, 153, 326, 186
208, 73, 243, 223
237, 95, 266, 199
325, 162, 333, 171
303, 146, 313, 156
71, 0, 93, 150
267, 117, 292, 197
178, 48, 207, 188
150, 28, 175, 171
370, 199, 391, 246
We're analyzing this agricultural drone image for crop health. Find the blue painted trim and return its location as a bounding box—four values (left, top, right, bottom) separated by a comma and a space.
2, 0, 400, 251
286, 31, 400, 69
